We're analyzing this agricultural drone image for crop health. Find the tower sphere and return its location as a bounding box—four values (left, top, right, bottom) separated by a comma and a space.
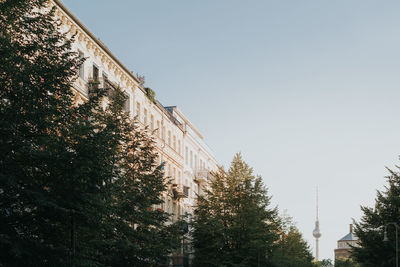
313, 221, 321, 238
313, 227, 321, 238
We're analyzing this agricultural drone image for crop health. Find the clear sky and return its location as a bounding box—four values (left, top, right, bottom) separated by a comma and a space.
62, 0, 400, 261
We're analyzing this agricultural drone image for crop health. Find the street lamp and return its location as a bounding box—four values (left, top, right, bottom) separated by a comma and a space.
383, 222, 399, 267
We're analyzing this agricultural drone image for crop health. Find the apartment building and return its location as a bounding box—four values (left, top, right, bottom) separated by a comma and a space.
52, 0, 218, 228
165, 107, 218, 215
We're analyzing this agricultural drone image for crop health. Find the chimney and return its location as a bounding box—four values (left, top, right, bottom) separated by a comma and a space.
350, 224, 353, 233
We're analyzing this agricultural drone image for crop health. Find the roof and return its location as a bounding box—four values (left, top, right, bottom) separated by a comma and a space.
339, 232, 358, 242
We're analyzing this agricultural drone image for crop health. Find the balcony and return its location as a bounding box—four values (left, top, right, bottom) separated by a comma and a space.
87, 77, 118, 97
194, 170, 210, 184
172, 184, 189, 199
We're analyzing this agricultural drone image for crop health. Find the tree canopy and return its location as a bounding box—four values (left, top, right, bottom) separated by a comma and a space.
191, 153, 279, 267
352, 165, 400, 267
0, 1, 179, 266
335, 258, 359, 267
270, 213, 314, 267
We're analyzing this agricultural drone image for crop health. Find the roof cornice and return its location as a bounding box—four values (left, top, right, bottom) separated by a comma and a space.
53, 0, 140, 85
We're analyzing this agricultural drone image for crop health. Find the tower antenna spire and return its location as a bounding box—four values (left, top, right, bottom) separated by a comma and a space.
313, 185, 321, 262
316, 186, 319, 221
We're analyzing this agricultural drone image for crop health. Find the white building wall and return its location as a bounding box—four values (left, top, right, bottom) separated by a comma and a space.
165, 107, 218, 216
53, 0, 217, 221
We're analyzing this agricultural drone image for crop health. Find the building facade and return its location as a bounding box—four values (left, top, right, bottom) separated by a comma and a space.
52, 0, 218, 224
165, 107, 218, 216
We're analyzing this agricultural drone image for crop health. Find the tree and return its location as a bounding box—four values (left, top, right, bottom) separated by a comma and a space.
352, 165, 400, 267
0, 0, 85, 265
191, 153, 279, 267
316, 259, 333, 267
95, 86, 181, 266
270, 213, 314, 267
335, 258, 359, 267
0, 1, 180, 265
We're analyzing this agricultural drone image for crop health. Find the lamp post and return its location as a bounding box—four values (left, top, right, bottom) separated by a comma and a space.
383, 222, 399, 267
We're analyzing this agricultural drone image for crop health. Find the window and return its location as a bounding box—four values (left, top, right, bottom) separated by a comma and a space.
92, 65, 99, 82
190, 151, 193, 168
78, 51, 84, 79
200, 159, 203, 170
173, 167, 176, 182
168, 131, 171, 146
103, 72, 115, 98
102, 72, 108, 85
173, 136, 176, 150
144, 108, 148, 125
178, 171, 181, 184
162, 126, 165, 140
178, 140, 181, 155
185, 147, 188, 165
136, 102, 141, 119
156, 120, 160, 137
150, 115, 154, 131
124, 92, 130, 113
162, 196, 166, 211
173, 202, 177, 217
195, 155, 198, 170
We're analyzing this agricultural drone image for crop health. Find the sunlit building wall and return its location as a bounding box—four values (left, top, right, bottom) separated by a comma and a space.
51, 0, 218, 225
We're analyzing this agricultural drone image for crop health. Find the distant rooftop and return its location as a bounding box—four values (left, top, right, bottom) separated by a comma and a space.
339, 224, 358, 241
339, 232, 358, 242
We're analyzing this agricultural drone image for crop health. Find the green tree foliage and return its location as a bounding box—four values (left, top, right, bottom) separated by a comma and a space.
96, 87, 180, 266
352, 165, 400, 267
270, 213, 314, 267
316, 259, 333, 267
0, 0, 83, 265
191, 153, 279, 267
335, 258, 359, 267
0, 1, 179, 266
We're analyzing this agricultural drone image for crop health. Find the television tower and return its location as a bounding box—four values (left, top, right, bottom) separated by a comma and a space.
312, 186, 321, 261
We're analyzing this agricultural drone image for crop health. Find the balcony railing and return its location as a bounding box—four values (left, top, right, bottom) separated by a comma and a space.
88, 77, 118, 96
172, 184, 189, 199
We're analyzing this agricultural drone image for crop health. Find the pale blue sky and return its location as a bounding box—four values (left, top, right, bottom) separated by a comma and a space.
62, 0, 400, 261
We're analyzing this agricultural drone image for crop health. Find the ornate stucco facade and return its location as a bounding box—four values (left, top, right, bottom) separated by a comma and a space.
51, 0, 218, 230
